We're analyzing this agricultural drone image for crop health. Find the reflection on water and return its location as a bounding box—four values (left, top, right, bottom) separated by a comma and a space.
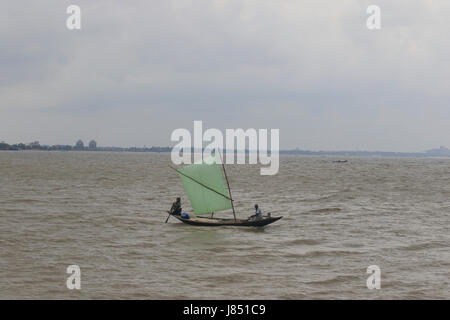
0, 151, 449, 299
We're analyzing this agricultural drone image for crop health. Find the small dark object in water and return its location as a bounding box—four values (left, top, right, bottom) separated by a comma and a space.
333, 160, 348, 163
181, 212, 190, 219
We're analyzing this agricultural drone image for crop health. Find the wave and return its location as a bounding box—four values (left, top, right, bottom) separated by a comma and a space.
306, 207, 342, 214
399, 241, 448, 251
282, 249, 362, 259
304, 274, 361, 286
284, 239, 322, 246
299, 194, 338, 202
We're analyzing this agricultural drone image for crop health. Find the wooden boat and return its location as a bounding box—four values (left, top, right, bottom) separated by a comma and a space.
171, 213, 282, 227
166, 153, 282, 227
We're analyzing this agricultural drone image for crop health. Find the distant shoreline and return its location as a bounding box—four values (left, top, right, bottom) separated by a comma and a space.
1, 143, 449, 158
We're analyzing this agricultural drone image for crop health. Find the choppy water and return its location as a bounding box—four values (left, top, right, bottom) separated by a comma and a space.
0, 151, 449, 299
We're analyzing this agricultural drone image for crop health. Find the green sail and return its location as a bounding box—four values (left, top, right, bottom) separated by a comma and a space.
177, 156, 232, 215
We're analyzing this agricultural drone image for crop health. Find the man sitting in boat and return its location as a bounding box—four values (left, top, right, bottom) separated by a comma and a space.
169, 197, 182, 216
249, 204, 263, 221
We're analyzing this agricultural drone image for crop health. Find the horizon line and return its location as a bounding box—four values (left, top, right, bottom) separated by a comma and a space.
1, 140, 449, 156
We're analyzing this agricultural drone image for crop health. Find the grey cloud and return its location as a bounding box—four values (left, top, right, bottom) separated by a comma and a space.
1, 0, 449, 150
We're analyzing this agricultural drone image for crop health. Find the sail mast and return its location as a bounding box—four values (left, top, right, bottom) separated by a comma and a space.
218, 149, 237, 221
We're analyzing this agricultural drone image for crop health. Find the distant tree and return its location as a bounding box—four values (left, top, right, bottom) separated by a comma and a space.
29, 141, 40, 149
59, 145, 72, 151
88, 140, 97, 149
75, 139, 84, 150
0, 141, 10, 150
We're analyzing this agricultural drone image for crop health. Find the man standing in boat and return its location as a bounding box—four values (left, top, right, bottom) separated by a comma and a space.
169, 197, 182, 216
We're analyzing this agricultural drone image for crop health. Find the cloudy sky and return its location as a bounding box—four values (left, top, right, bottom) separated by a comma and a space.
1, 0, 449, 151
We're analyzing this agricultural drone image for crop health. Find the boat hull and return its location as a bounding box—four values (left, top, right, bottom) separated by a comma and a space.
173, 215, 282, 227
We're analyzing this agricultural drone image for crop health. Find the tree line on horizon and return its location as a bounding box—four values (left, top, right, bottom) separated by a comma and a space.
0, 139, 97, 151
1, 140, 449, 157
0, 139, 171, 152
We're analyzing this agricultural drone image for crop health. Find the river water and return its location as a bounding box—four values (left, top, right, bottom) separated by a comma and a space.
0, 151, 449, 299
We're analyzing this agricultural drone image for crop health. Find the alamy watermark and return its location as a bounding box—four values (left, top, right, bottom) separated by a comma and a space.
66, 5, 81, 30
367, 5, 381, 30
66, 265, 81, 290
366, 265, 381, 289
66, 5, 380, 31
171, 121, 279, 175
66, 4, 381, 30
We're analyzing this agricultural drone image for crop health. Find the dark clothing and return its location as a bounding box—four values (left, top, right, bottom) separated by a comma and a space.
170, 201, 182, 215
